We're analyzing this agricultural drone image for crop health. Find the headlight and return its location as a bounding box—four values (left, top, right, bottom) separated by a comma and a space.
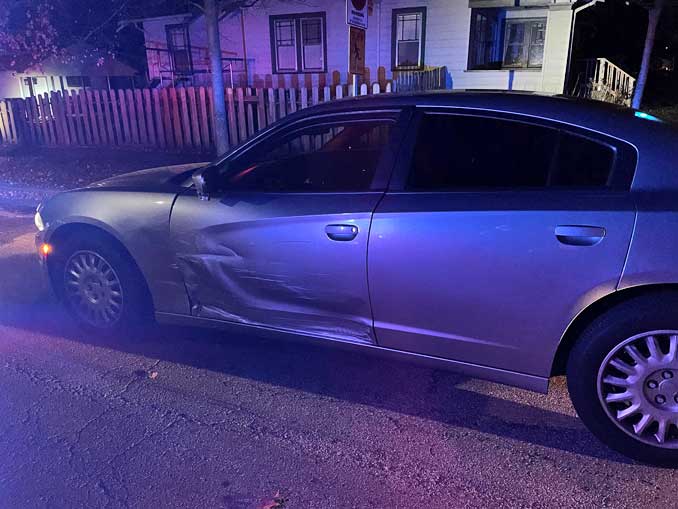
34, 211, 45, 232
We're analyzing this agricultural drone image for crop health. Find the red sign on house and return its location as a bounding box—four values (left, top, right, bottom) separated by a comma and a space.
346, 0, 368, 29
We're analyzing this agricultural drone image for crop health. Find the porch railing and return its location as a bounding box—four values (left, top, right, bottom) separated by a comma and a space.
570, 58, 636, 107
393, 66, 448, 93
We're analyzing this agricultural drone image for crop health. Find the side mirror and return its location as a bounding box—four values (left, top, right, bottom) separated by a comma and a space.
192, 165, 219, 201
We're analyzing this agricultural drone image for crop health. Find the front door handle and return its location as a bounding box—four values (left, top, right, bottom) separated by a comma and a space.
325, 224, 359, 241
555, 225, 606, 246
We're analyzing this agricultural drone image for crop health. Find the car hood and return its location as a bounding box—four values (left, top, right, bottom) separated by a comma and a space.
88, 162, 209, 191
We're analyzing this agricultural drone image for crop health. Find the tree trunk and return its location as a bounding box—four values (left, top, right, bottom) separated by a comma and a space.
205, 0, 229, 155
631, 0, 665, 110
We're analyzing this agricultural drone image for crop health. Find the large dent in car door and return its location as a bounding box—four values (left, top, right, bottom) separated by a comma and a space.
174, 218, 376, 345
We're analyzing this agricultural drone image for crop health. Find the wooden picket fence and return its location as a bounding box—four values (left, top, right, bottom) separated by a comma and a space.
0, 81, 394, 152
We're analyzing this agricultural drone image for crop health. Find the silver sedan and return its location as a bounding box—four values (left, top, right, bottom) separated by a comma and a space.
34, 92, 678, 465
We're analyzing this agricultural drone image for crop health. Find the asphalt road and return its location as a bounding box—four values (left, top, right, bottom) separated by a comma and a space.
0, 207, 676, 509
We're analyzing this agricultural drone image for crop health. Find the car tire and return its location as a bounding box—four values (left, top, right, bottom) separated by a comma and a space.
567, 293, 678, 466
50, 234, 152, 335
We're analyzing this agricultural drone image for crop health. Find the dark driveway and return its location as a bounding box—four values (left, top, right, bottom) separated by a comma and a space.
0, 208, 675, 509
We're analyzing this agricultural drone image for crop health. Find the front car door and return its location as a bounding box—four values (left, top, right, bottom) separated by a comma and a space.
170, 109, 408, 345
368, 109, 637, 377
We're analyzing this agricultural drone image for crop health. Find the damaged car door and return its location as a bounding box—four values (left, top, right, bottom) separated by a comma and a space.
170, 111, 405, 345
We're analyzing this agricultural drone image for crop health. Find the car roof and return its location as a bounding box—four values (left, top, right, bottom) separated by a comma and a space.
285, 90, 629, 123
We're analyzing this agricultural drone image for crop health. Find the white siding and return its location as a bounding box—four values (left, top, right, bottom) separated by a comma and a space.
0, 72, 22, 99
141, 0, 574, 93
541, 7, 574, 93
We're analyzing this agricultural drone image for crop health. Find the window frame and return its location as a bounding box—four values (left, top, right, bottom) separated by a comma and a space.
391, 7, 427, 71
467, 12, 547, 70
65, 76, 91, 88
165, 23, 193, 75
269, 12, 328, 74
387, 108, 638, 193
210, 109, 412, 195
467, 9, 503, 70
502, 18, 547, 70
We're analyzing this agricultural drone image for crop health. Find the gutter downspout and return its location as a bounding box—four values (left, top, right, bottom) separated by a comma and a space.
564, 0, 604, 94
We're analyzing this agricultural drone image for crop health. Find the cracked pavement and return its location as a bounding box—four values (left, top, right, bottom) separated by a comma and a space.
0, 207, 677, 509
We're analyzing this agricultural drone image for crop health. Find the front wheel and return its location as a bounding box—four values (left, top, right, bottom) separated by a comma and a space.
51, 235, 151, 334
568, 295, 678, 466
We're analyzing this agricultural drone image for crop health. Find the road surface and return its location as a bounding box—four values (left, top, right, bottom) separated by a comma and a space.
0, 207, 675, 508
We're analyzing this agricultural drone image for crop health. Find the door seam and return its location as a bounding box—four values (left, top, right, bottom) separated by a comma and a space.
616, 205, 638, 290
366, 191, 388, 347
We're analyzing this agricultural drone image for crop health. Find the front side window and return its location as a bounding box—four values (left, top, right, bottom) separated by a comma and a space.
223, 120, 394, 192
392, 8, 426, 70
407, 114, 616, 191
166, 24, 192, 74
468, 10, 546, 70
270, 13, 326, 73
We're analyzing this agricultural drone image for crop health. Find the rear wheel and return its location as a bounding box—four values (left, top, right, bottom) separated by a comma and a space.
568, 295, 678, 466
51, 234, 151, 334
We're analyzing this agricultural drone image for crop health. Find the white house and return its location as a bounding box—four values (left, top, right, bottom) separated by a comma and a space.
134, 0, 581, 94
0, 44, 138, 100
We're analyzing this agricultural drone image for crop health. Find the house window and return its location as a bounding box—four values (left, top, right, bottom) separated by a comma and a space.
270, 13, 327, 73
504, 19, 546, 68
392, 8, 426, 70
468, 10, 546, 70
166, 24, 192, 74
65, 76, 91, 88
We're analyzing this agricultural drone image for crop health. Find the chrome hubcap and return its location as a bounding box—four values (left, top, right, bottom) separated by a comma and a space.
64, 251, 123, 328
597, 330, 678, 448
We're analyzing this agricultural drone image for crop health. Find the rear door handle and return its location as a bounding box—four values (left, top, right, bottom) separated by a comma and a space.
555, 225, 606, 246
325, 224, 359, 241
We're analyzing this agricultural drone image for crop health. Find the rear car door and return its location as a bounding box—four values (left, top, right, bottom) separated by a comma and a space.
170, 109, 407, 345
368, 109, 637, 376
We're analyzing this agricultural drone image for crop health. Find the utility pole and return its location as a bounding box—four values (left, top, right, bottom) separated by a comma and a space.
632, 0, 666, 109
205, 0, 229, 154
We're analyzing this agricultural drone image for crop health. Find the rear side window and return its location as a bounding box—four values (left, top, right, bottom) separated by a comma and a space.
407, 114, 617, 190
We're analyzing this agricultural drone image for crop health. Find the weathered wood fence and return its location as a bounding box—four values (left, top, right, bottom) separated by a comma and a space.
0, 82, 394, 152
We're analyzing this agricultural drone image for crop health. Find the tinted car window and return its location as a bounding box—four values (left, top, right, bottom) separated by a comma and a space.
225, 121, 394, 192
548, 132, 615, 187
407, 114, 616, 190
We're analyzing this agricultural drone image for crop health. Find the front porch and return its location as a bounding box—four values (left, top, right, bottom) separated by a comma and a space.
570, 58, 637, 106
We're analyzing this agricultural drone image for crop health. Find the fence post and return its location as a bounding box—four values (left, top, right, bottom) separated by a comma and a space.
187, 87, 201, 148
152, 88, 165, 148
86, 90, 100, 145
169, 87, 183, 148
245, 88, 255, 138
277, 88, 286, 119
254, 88, 266, 132
198, 87, 210, 151
38, 92, 55, 145
236, 87, 247, 144
94, 89, 108, 145
143, 89, 156, 147
178, 87, 192, 148
134, 89, 148, 145
226, 87, 238, 147
108, 89, 121, 145
267, 88, 276, 125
